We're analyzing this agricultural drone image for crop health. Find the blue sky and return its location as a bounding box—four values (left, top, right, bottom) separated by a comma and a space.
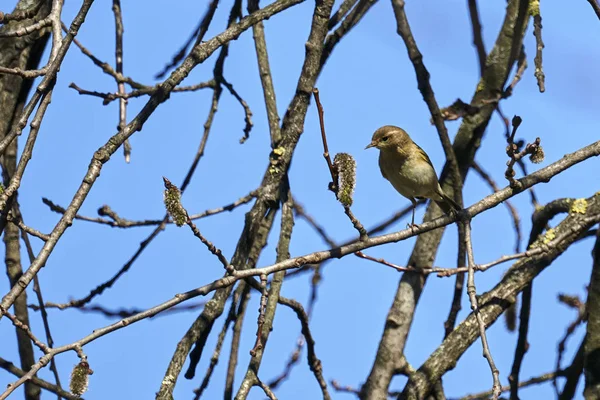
1, 0, 599, 399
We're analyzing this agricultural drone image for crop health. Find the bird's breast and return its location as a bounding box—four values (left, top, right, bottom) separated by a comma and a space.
378, 151, 438, 198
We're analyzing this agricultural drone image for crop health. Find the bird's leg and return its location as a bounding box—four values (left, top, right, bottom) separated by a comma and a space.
407, 198, 418, 231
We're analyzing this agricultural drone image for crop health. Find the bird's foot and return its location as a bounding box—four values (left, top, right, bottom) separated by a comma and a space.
450, 208, 467, 222
407, 222, 419, 232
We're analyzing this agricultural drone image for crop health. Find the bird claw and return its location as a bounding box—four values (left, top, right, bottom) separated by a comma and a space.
407, 222, 419, 231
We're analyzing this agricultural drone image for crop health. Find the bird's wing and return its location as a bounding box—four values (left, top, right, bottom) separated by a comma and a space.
415, 144, 435, 170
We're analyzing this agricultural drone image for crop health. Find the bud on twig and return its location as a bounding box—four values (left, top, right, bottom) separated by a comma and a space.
333, 153, 356, 207
69, 361, 93, 397
163, 177, 187, 226
529, 144, 545, 164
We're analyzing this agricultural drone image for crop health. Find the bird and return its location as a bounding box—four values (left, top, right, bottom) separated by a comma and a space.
365, 125, 460, 227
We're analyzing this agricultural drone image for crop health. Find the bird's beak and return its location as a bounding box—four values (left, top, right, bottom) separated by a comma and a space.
365, 141, 376, 150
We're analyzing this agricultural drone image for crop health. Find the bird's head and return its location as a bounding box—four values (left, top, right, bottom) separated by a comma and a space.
365, 125, 411, 151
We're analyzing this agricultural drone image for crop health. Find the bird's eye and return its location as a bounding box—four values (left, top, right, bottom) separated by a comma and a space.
382, 136, 389, 142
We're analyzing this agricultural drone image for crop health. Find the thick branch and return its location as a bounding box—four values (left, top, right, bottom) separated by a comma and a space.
584, 229, 600, 397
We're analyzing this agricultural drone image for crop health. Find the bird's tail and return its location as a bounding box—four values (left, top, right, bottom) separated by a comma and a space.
433, 188, 461, 216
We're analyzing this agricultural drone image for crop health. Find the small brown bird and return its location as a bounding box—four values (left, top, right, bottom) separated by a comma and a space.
365, 125, 460, 227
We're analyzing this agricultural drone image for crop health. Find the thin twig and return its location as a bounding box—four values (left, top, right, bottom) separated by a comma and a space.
434, 98, 479, 123
187, 216, 233, 271
554, 293, 586, 396
164, 176, 234, 272
248, 0, 281, 147
502, 45, 527, 98
225, 284, 251, 400
312, 89, 336, 188
312, 88, 368, 240
19, 214, 63, 393
4, 311, 50, 354
509, 282, 532, 399
68, 80, 215, 104
467, 0, 486, 75
185, 207, 279, 384
220, 77, 253, 143
558, 338, 585, 400
42, 190, 256, 228
293, 201, 337, 248
331, 379, 401, 397
443, 221, 466, 338
250, 274, 269, 356
268, 336, 305, 389
505, 116, 543, 190
155, 0, 220, 79
65, 25, 150, 90
256, 377, 278, 400
531, 2, 545, 92
192, 291, 240, 399
456, 370, 563, 400
7, 212, 49, 241
111, 0, 131, 162
356, 223, 589, 278
32, 301, 207, 319
321, 0, 377, 67
278, 297, 331, 399
268, 201, 324, 390
464, 222, 501, 399
238, 183, 294, 398
328, 0, 358, 29
0, 357, 77, 400
498, 104, 541, 208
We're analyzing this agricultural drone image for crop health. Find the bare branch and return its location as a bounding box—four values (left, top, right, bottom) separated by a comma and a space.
587, 0, 600, 19
456, 370, 563, 400
192, 290, 240, 399
248, 0, 281, 147
0, 357, 77, 400
155, 0, 219, 79
279, 297, 331, 399
220, 77, 254, 143
464, 222, 501, 399
531, 1, 545, 92
328, 0, 359, 29
467, 0, 486, 75
111, 0, 131, 162
583, 229, 600, 397
4, 311, 50, 353
1, 0, 305, 319
0, 16, 51, 38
